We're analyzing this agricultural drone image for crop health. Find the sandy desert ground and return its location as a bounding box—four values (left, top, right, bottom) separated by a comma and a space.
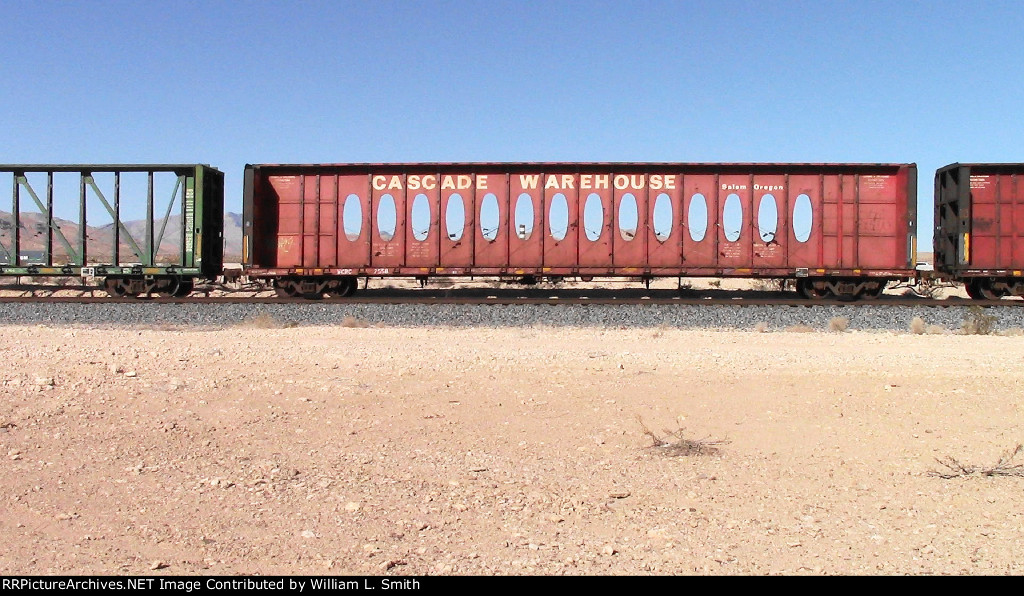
2, 320, 1023, 576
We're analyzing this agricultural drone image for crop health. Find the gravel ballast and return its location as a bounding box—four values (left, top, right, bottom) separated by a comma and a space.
0, 302, 1020, 331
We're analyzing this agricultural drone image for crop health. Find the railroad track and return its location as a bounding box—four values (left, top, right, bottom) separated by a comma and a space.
0, 293, 1018, 307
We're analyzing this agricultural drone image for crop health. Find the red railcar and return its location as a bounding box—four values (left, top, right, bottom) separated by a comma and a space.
242, 162, 918, 299
935, 163, 1024, 299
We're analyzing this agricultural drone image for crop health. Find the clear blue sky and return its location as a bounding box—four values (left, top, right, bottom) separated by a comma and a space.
3, 0, 1023, 247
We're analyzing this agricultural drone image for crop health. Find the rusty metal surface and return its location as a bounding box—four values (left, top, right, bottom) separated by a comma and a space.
936, 163, 1024, 274
244, 163, 918, 279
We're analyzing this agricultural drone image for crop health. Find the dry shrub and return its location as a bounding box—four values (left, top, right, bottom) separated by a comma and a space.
828, 316, 849, 332
341, 315, 371, 328
909, 317, 926, 335
930, 444, 1024, 479
754, 321, 769, 333
786, 323, 815, 333
637, 416, 728, 457
926, 324, 946, 335
961, 306, 997, 335
999, 328, 1024, 336
242, 313, 297, 329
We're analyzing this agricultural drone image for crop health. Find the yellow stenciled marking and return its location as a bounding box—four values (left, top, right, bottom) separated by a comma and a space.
963, 233, 970, 264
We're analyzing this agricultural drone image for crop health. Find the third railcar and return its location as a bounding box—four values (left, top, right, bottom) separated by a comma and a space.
935, 163, 1024, 299
243, 162, 918, 299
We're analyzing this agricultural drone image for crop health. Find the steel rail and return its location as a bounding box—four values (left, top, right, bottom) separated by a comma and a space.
0, 295, 1018, 307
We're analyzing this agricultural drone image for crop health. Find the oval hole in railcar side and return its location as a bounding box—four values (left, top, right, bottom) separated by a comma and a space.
411, 193, 430, 242
688, 193, 707, 242
583, 193, 603, 242
343, 194, 362, 241
514, 193, 534, 240
618, 193, 638, 241
758, 194, 778, 242
446, 193, 465, 241
723, 193, 742, 242
793, 194, 813, 243
653, 193, 672, 242
549, 193, 569, 241
480, 193, 499, 242
377, 194, 397, 242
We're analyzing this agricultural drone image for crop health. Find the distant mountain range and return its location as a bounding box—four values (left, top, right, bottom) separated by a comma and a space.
0, 211, 244, 262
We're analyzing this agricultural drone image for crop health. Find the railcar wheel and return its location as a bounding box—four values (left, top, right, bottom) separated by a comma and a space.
104, 277, 128, 298
327, 277, 357, 298
273, 279, 300, 298
861, 282, 886, 300
966, 279, 1003, 301
796, 279, 828, 300
964, 280, 983, 300
157, 277, 193, 298
173, 278, 194, 298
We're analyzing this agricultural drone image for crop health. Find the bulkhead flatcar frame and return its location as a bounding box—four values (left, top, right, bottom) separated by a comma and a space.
0, 164, 224, 296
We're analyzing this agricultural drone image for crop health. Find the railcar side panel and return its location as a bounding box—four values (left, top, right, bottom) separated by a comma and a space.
301, 174, 322, 268
786, 174, 822, 270
841, 175, 858, 270
336, 174, 371, 269
646, 174, 682, 271
268, 175, 301, 268
752, 174, 786, 269
856, 173, 903, 269
404, 169, 440, 269
680, 175, 717, 270
1011, 174, 1019, 264
821, 175, 842, 270
439, 177, 474, 269
314, 174, 337, 267
717, 174, 753, 269
610, 180, 643, 271
578, 175, 613, 270
473, 172, 508, 270
508, 172, 544, 269
543, 172, 579, 271
971, 176, 998, 269
370, 172, 405, 269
